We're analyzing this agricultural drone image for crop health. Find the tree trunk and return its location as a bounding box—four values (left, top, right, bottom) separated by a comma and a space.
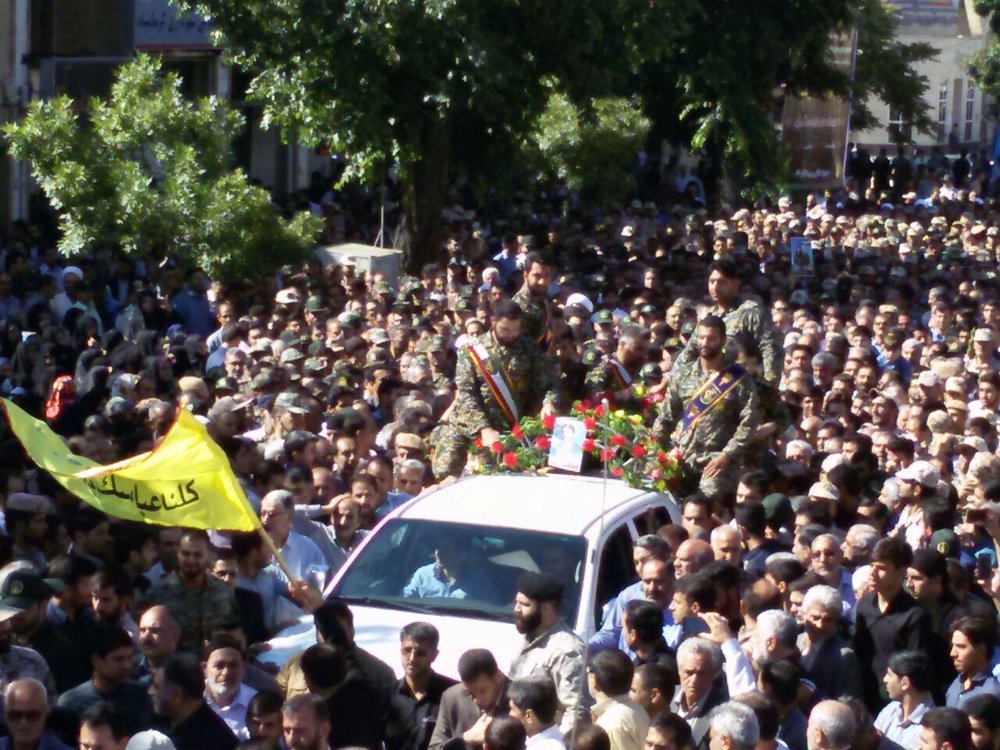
398, 114, 451, 273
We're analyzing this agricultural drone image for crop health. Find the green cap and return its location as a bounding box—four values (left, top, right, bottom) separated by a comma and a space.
303, 357, 326, 374
762, 493, 793, 526
279, 348, 305, 364
592, 310, 614, 326
373, 281, 393, 295
582, 348, 601, 366
929, 529, 960, 559
304, 295, 328, 313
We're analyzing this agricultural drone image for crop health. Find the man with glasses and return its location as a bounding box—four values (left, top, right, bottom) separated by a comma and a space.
259, 490, 328, 581
1, 677, 70, 750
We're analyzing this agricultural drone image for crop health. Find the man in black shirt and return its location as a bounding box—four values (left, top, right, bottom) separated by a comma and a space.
149, 653, 238, 750
301, 642, 385, 749
1, 569, 89, 693
854, 537, 931, 713
385, 622, 458, 750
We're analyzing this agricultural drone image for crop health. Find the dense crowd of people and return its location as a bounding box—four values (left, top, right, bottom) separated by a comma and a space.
0, 147, 997, 750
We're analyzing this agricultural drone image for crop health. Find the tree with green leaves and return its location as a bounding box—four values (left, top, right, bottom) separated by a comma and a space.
3, 55, 321, 282
969, 1, 1000, 99
181, 0, 931, 265
531, 93, 651, 207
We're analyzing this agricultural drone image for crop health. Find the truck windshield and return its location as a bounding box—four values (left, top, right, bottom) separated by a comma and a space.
332, 519, 588, 623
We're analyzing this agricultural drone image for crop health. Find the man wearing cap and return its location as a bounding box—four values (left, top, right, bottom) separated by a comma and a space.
584, 326, 650, 405
890, 461, 941, 551
967, 329, 1000, 375
509, 572, 587, 736
2, 570, 90, 694
653, 315, 760, 498
432, 300, 561, 479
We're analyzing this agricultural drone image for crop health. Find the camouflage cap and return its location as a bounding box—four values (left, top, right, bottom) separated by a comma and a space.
304, 295, 328, 313
279, 348, 305, 364
215, 376, 239, 393
425, 335, 448, 353
373, 281, 394, 295
252, 370, 280, 390
638, 363, 662, 384
250, 339, 274, 355
303, 357, 327, 374
273, 392, 309, 414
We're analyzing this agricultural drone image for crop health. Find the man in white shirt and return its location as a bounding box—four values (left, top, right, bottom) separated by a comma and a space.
509, 675, 566, 750
204, 635, 257, 738
259, 490, 328, 584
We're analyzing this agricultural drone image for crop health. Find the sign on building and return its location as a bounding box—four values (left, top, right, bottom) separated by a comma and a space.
134, 0, 217, 50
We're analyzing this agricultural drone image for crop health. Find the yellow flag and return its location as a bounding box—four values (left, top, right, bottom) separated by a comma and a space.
3, 399, 260, 531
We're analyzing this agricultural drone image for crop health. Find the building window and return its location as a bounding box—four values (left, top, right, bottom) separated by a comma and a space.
938, 81, 948, 141
887, 106, 911, 142
965, 83, 975, 142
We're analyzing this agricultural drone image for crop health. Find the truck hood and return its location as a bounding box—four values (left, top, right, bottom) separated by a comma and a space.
258, 605, 528, 679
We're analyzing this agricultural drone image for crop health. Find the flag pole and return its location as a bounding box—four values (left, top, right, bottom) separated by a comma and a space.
256, 526, 297, 582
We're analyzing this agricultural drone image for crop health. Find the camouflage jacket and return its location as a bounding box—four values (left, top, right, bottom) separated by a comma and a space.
653, 360, 760, 467
674, 298, 781, 383
453, 332, 562, 436
512, 288, 553, 351
584, 357, 640, 400
141, 573, 238, 655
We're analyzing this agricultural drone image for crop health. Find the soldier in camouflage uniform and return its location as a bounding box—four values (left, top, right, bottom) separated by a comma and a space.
431, 300, 562, 479
584, 325, 650, 409
511, 251, 555, 351
421, 335, 454, 390
141, 530, 237, 655
672, 258, 781, 384
653, 315, 760, 498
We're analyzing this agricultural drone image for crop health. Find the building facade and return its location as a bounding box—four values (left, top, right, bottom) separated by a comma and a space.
852, 0, 993, 151
0, 0, 330, 232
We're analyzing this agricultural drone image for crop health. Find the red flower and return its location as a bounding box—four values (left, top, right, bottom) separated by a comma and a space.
534, 436, 551, 450
657, 451, 668, 464
600, 448, 615, 462
611, 466, 624, 477
574, 402, 588, 414
632, 444, 647, 458
583, 417, 597, 432
542, 414, 556, 431
512, 425, 525, 440
502, 451, 518, 469
582, 438, 596, 452
593, 404, 606, 417
610, 434, 626, 447
473, 435, 483, 449
491, 441, 504, 455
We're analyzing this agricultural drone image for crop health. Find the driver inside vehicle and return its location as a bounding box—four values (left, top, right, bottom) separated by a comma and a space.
402, 536, 499, 601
